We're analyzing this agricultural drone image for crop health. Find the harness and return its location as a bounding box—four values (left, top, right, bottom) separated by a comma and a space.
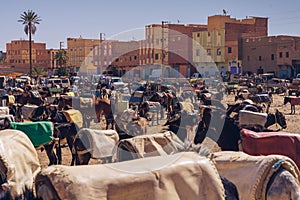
74, 147, 91, 155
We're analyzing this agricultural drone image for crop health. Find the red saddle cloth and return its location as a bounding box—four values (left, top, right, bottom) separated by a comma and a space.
240, 129, 300, 168
290, 97, 300, 105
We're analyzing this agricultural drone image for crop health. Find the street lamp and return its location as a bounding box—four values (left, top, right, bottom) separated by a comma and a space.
99, 33, 105, 75
161, 21, 168, 79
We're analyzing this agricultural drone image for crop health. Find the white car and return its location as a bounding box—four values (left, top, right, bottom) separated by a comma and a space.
110, 77, 125, 88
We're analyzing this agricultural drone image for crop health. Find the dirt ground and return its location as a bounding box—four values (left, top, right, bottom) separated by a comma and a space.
37, 93, 300, 168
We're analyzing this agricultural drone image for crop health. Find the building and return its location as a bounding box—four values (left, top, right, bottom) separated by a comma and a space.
242, 35, 300, 78
141, 23, 207, 78
48, 48, 60, 76
6, 40, 51, 74
193, 15, 268, 77
67, 37, 100, 74
93, 40, 140, 76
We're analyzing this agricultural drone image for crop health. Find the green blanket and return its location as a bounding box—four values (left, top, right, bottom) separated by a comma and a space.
10, 122, 53, 147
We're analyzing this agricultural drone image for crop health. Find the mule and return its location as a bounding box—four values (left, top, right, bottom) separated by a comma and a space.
235, 92, 272, 113
227, 101, 264, 117
25, 104, 79, 166
54, 122, 79, 165
94, 98, 114, 130
15, 90, 45, 106
283, 96, 300, 114
194, 109, 300, 199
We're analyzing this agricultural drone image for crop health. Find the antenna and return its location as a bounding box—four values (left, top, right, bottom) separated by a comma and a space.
223, 9, 228, 16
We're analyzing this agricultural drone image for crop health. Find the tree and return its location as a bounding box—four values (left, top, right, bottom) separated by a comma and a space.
57, 67, 68, 76
18, 10, 41, 76
32, 67, 47, 85
54, 49, 69, 76
32, 66, 47, 77
0, 54, 5, 64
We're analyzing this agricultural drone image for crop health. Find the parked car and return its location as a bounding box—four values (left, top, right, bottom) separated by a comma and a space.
46, 77, 70, 88
110, 77, 125, 89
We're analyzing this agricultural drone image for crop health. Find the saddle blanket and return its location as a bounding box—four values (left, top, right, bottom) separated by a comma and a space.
113, 131, 185, 162
210, 151, 300, 200
22, 104, 38, 120
10, 121, 53, 147
239, 110, 267, 127
290, 97, 300, 105
75, 129, 119, 159
0, 129, 40, 199
241, 128, 300, 168
35, 152, 225, 200
62, 109, 83, 128
0, 106, 9, 115
211, 151, 300, 200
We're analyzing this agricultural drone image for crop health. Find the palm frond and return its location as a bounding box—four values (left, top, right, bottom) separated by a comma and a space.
18, 10, 41, 36
24, 25, 29, 35
31, 25, 37, 35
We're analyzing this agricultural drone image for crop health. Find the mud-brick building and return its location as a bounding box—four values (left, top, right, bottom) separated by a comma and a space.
6, 40, 50, 73
242, 35, 300, 78
193, 15, 268, 77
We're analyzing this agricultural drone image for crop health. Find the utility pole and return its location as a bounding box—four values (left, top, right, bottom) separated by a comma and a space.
99, 33, 105, 75
59, 41, 64, 50
161, 21, 168, 79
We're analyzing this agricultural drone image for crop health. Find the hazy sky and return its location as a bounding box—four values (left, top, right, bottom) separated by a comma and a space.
1, 0, 300, 50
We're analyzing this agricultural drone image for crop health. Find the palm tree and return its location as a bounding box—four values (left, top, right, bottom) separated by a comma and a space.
18, 10, 41, 76
32, 67, 47, 85
55, 49, 69, 76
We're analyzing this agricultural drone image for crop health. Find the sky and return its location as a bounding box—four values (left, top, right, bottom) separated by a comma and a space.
1, 0, 300, 50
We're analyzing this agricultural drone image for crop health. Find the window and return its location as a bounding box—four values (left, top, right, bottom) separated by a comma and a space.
196, 49, 200, 56
228, 47, 232, 54
247, 56, 250, 61
259, 56, 262, 61
169, 52, 174, 59
279, 52, 282, 58
217, 48, 221, 56
156, 39, 160, 45
155, 53, 159, 60
207, 49, 211, 55
286, 52, 289, 58
271, 54, 275, 60
197, 33, 200, 37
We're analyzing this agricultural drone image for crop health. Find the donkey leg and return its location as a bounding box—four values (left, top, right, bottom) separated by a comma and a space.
293, 105, 296, 114
44, 142, 57, 165
56, 140, 62, 165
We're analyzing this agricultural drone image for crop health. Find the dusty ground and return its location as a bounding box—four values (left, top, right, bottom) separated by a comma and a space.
37, 93, 300, 168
